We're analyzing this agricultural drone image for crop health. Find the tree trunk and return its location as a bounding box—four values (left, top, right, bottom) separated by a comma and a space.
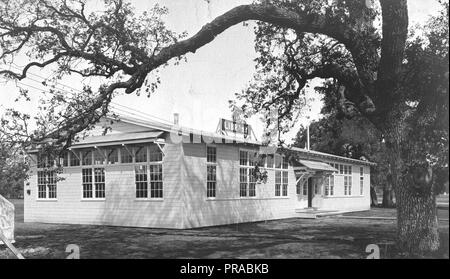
384, 131, 440, 255
396, 178, 440, 254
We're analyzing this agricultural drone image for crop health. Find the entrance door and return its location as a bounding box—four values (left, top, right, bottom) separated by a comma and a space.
307, 177, 313, 208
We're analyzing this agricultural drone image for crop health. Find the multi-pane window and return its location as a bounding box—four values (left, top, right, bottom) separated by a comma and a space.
282, 171, 288, 196
93, 149, 105, 165
273, 154, 288, 197
82, 168, 105, 199
303, 180, 308, 196
249, 168, 256, 197
282, 158, 288, 169
70, 151, 81, 166
61, 152, 69, 167
275, 154, 282, 169
343, 165, 352, 195
275, 171, 287, 196
275, 171, 281, 196
82, 169, 93, 198
207, 146, 216, 163
37, 171, 57, 199
132, 144, 164, 199
82, 150, 92, 166
239, 168, 248, 197
94, 168, 105, 198
239, 150, 248, 166
206, 146, 217, 198
207, 165, 216, 198
121, 147, 133, 163
266, 154, 274, 168
360, 167, 364, 195
149, 144, 163, 162
106, 148, 118, 164
135, 146, 147, 163
239, 150, 257, 197
135, 165, 148, 198
324, 175, 334, 196
149, 164, 163, 198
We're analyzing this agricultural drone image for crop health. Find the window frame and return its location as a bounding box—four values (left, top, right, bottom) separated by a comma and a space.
360, 166, 364, 196
206, 145, 217, 199
81, 167, 106, 200
239, 149, 258, 198
37, 170, 57, 201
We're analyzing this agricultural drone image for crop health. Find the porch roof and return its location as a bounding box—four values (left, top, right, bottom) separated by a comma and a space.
294, 159, 338, 173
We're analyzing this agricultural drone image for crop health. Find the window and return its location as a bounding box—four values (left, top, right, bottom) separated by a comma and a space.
360, 167, 364, 195
93, 149, 105, 165
266, 154, 274, 168
121, 147, 133, 163
82, 168, 105, 199
37, 171, 57, 199
302, 180, 308, 196
314, 179, 320, 195
82, 149, 92, 166
282, 171, 288, 196
207, 146, 216, 163
239, 168, 248, 197
239, 150, 257, 197
150, 164, 163, 198
275, 154, 282, 169
239, 150, 248, 166
325, 176, 334, 196
106, 148, 118, 164
207, 165, 216, 198
274, 171, 287, 196
149, 144, 163, 162
275, 171, 281, 197
282, 157, 288, 169
249, 168, 256, 197
70, 151, 80, 166
135, 165, 148, 198
348, 166, 352, 195
135, 146, 147, 163
206, 146, 217, 198
61, 152, 69, 167
273, 154, 288, 197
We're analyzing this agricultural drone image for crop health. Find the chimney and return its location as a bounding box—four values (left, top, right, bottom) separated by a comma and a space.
173, 113, 179, 125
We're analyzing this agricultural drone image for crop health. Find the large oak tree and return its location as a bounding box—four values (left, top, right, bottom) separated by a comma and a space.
1, 0, 448, 254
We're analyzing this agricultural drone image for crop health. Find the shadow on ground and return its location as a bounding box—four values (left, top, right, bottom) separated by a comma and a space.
1, 200, 448, 259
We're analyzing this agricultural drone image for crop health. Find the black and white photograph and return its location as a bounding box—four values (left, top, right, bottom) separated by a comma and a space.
0, 0, 448, 266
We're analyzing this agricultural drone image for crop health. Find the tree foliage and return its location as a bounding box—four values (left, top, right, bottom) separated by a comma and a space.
0, 0, 447, 255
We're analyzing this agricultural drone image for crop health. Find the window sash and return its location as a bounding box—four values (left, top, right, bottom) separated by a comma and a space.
107, 148, 119, 164
135, 146, 147, 163
135, 165, 148, 198
150, 164, 163, 198
37, 171, 57, 199
121, 147, 133, 163
206, 146, 217, 163
82, 168, 105, 199
207, 165, 216, 198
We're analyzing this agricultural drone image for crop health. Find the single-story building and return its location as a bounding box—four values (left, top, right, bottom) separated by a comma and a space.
24, 115, 375, 229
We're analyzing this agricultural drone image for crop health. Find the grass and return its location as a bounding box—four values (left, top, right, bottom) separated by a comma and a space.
1, 199, 448, 259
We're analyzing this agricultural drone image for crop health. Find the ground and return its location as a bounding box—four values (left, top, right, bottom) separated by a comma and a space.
1, 199, 448, 259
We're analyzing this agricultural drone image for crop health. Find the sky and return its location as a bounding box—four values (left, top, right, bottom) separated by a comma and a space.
0, 0, 443, 144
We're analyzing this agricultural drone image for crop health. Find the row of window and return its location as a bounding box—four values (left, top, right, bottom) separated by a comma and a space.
37, 144, 164, 168
37, 164, 164, 200
299, 167, 365, 197
239, 150, 288, 169
36, 146, 364, 200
